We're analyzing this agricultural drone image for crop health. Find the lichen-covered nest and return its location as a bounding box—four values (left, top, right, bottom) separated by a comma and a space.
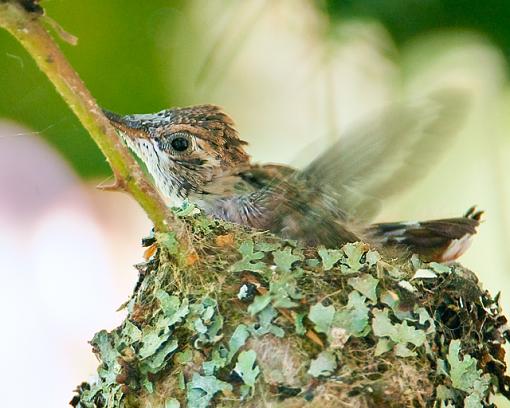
71, 209, 510, 408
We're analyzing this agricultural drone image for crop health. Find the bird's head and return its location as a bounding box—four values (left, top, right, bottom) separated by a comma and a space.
103, 105, 250, 207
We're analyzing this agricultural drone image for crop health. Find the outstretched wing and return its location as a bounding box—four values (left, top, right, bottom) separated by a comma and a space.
301, 89, 468, 222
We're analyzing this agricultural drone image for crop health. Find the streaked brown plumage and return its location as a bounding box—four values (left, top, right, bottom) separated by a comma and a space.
103, 91, 481, 262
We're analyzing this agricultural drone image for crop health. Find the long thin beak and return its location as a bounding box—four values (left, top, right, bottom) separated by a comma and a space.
102, 108, 148, 139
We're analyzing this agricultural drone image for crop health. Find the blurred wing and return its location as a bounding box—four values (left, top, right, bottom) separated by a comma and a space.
301, 89, 468, 222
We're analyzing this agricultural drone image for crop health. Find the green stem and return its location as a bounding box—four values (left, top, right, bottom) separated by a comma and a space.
0, 2, 190, 247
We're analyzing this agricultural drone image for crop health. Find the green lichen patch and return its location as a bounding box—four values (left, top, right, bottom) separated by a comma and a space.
72, 211, 510, 408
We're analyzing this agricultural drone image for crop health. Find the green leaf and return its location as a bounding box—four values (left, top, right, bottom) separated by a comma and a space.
202, 347, 228, 375
269, 279, 299, 309
142, 377, 154, 393
308, 302, 335, 334
333, 291, 370, 337
294, 312, 306, 336
248, 293, 271, 315
348, 274, 379, 303
372, 309, 426, 355
318, 246, 343, 270
142, 339, 178, 373
273, 247, 302, 272
447, 340, 490, 397
416, 306, 436, 334
155, 232, 179, 255
138, 329, 168, 359
165, 398, 180, 408
250, 305, 285, 338
175, 349, 192, 364
91, 330, 121, 384
398, 280, 417, 293
379, 290, 399, 310
255, 241, 281, 252
174, 201, 197, 217
464, 394, 483, 408
342, 243, 365, 271
366, 250, 381, 266
394, 343, 416, 357
411, 269, 438, 280
436, 384, 455, 401
156, 290, 178, 312
168, 298, 190, 326
122, 320, 142, 344
429, 262, 451, 274
156, 291, 190, 325
186, 373, 233, 408
374, 338, 394, 356
308, 351, 337, 377
227, 324, 250, 362
231, 240, 266, 272
234, 350, 260, 388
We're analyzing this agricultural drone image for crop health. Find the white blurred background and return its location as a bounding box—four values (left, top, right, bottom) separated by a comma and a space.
1, 0, 509, 406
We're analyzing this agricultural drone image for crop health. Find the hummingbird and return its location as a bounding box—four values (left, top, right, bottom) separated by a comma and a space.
103, 93, 482, 262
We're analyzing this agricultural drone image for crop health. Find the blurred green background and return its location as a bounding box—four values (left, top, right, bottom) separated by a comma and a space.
1, 0, 510, 406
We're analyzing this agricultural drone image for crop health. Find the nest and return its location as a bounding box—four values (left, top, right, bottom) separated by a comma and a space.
71, 210, 510, 408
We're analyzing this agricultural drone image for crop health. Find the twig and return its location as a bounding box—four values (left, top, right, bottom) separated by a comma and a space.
0, 1, 190, 250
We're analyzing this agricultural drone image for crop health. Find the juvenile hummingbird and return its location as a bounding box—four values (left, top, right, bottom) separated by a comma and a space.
103, 93, 482, 262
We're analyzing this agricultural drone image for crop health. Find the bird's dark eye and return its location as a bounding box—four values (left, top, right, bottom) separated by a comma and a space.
171, 137, 189, 152
159, 132, 192, 153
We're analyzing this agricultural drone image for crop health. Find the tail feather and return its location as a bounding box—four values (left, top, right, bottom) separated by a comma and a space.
367, 207, 483, 262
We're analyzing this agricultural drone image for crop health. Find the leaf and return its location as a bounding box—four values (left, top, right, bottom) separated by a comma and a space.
318, 246, 343, 270
167, 298, 190, 326
348, 274, 379, 302
308, 302, 335, 334
142, 377, 154, 393
122, 321, 142, 344
333, 291, 370, 337
436, 384, 455, 401
372, 309, 426, 355
203, 347, 228, 375
416, 307, 436, 334
308, 351, 337, 377
255, 241, 281, 252
342, 243, 365, 271
429, 262, 451, 274
398, 280, 417, 293
91, 330, 121, 384
394, 343, 416, 357
250, 305, 285, 338
231, 240, 266, 272
411, 269, 438, 280
269, 279, 300, 309
165, 398, 180, 408
175, 349, 192, 364
294, 312, 306, 336
155, 232, 179, 255
156, 291, 190, 325
138, 329, 168, 359
186, 373, 233, 408
247, 294, 271, 315
273, 247, 302, 272
142, 339, 178, 373
234, 350, 260, 388
464, 394, 483, 408
447, 340, 490, 397
379, 290, 399, 310
227, 324, 250, 362
374, 338, 394, 356
366, 250, 381, 266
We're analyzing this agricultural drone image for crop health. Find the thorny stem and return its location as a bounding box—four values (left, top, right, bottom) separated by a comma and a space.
0, 1, 191, 250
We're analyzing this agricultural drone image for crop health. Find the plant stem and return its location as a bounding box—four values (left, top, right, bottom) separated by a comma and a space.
0, 2, 190, 247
